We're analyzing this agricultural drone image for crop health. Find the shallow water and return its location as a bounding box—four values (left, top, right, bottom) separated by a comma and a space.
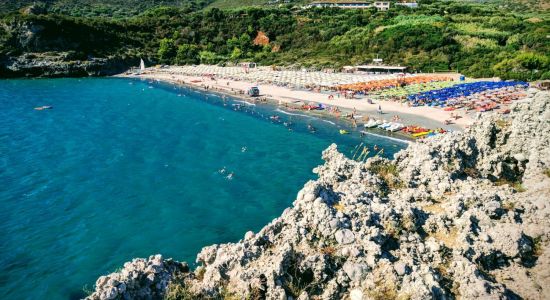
0, 78, 406, 299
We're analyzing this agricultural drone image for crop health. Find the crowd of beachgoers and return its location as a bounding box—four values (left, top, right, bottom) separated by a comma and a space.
128, 65, 530, 140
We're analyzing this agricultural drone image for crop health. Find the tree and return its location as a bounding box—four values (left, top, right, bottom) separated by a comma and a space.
199, 50, 217, 64
230, 47, 242, 61
158, 38, 176, 63
176, 44, 199, 65
493, 52, 549, 81
238, 33, 251, 52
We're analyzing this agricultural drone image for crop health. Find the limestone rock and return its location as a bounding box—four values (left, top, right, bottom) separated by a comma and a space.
86, 90, 550, 300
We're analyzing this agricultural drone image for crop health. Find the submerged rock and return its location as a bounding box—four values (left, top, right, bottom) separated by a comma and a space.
86, 90, 550, 300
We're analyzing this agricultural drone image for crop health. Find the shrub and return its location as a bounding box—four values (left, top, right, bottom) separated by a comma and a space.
368, 161, 405, 191
164, 277, 195, 300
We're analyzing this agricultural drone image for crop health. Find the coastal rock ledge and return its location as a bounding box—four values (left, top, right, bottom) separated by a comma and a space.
86, 89, 550, 300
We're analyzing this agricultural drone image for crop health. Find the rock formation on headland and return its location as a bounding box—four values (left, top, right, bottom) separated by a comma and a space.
86, 89, 550, 300
0, 18, 132, 78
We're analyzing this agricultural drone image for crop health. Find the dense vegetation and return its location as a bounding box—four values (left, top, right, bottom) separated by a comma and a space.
0, 0, 212, 18
0, 0, 548, 80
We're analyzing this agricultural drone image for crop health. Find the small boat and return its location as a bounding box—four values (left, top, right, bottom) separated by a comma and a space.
140, 58, 145, 71
378, 122, 392, 129
270, 115, 280, 121
364, 119, 382, 128
339, 129, 350, 135
34, 106, 53, 110
387, 123, 404, 132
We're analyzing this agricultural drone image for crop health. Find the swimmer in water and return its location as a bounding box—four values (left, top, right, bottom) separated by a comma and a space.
374, 145, 379, 151
219, 167, 227, 174
226, 172, 234, 180
241, 146, 247, 152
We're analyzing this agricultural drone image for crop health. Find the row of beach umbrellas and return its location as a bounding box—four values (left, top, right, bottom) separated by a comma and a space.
407, 81, 529, 107
157, 65, 414, 88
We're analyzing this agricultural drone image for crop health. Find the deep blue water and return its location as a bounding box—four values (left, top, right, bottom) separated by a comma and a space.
0, 78, 406, 299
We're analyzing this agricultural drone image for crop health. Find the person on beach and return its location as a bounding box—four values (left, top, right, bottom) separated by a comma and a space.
378, 105, 382, 114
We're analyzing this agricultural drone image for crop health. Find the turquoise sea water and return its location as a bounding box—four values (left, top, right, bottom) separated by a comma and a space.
0, 78, 406, 299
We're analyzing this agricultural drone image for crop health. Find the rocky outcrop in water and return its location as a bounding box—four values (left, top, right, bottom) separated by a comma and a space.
0, 52, 130, 78
86, 89, 550, 300
0, 16, 132, 78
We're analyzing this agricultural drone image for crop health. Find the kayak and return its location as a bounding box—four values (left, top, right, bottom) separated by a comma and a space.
412, 131, 432, 137
339, 129, 350, 134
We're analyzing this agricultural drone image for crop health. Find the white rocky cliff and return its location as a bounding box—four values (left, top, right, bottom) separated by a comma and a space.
86, 89, 550, 300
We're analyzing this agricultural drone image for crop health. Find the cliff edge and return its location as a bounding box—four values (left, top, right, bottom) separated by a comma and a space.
86, 89, 550, 300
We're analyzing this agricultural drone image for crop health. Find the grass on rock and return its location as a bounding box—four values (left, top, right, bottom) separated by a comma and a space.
368, 161, 405, 193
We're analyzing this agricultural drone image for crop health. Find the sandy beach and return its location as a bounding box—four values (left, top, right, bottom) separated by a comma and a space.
119, 67, 475, 131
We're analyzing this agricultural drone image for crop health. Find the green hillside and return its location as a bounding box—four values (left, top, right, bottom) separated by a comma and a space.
205, 0, 550, 12
206, 0, 270, 10
1, 0, 547, 16
0, 1, 548, 80
0, 0, 212, 17
463, 0, 550, 12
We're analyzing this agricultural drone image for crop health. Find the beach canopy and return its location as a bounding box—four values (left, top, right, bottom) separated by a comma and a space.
335, 75, 453, 92
407, 81, 528, 107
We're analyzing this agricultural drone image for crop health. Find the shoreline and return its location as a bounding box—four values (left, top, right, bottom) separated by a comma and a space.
117, 74, 417, 142
117, 71, 474, 133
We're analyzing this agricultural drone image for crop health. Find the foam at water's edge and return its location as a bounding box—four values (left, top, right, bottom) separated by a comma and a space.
360, 130, 411, 144
275, 108, 313, 118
